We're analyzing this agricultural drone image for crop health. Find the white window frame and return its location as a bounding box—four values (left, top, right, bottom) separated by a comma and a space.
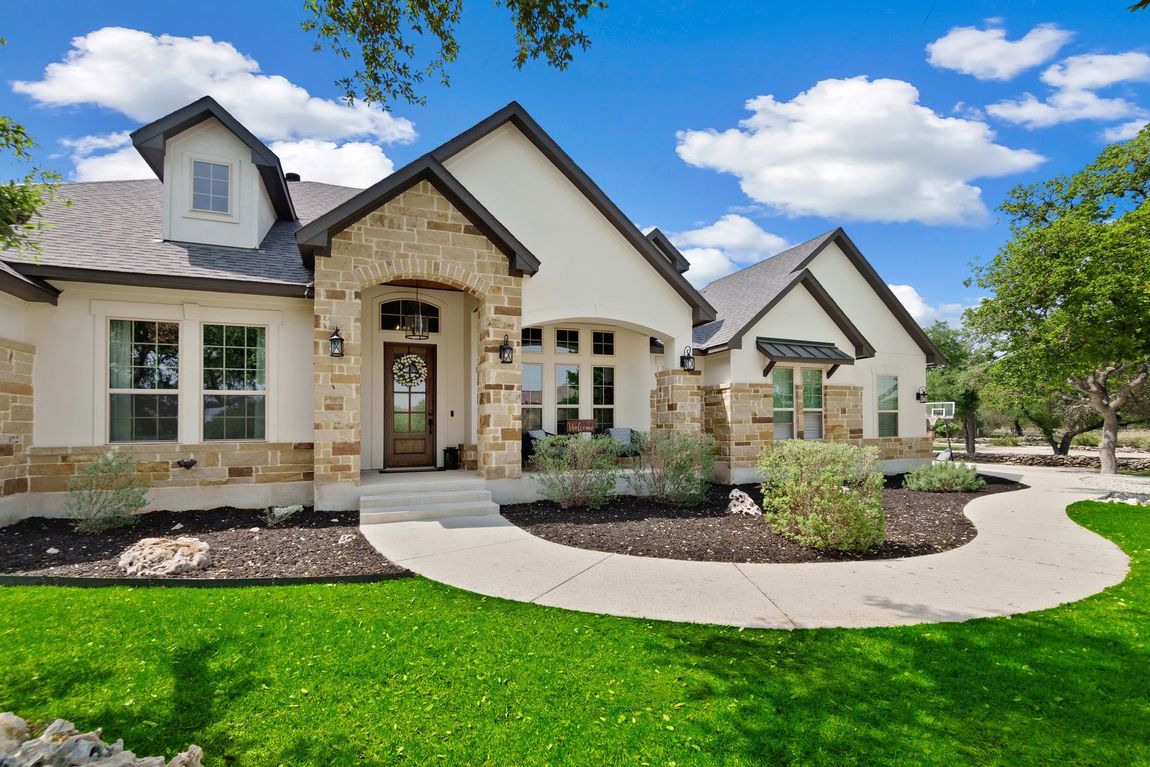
772, 366, 795, 440
592, 330, 615, 357
555, 362, 581, 434
107, 318, 181, 444
593, 365, 614, 430
90, 300, 281, 445
184, 154, 238, 223
201, 323, 269, 442
877, 374, 899, 438
801, 368, 824, 440
521, 362, 544, 432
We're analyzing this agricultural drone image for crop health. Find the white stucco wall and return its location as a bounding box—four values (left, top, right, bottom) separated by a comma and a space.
162, 118, 276, 249
29, 282, 312, 447
0, 293, 28, 343
441, 123, 696, 368
716, 244, 929, 441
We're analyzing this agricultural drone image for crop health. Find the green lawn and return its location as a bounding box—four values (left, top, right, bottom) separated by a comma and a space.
2, 501, 1147, 766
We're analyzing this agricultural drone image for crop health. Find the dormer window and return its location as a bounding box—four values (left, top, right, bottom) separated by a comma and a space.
192, 160, 230, 214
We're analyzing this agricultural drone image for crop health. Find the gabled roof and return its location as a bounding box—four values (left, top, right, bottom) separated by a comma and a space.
295, 156, 540, 275
130, 96, 295, 222
646, 229, 691, 274
1, 180, 359, 297
427, 102, 716, 324
693, 228, 943, 365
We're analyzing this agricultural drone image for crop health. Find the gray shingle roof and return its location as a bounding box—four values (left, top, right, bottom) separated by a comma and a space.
692, 230, 838, 350
0, 179, 361, 289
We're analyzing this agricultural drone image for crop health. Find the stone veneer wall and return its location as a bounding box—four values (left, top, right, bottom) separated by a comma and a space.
25, 443, 314, 493
314, 180, 522, 482
824, 385, 864, 442
702, 383, 773, 469
0, 338, 34, 498
652, 370, 703, 433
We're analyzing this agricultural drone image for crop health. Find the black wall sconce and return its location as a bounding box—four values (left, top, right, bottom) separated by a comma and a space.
175, 458, 198, 470
915, 386, 928, 403
680, 346, 696, 371
329, 328, 345, 358
499, 334, 514, 364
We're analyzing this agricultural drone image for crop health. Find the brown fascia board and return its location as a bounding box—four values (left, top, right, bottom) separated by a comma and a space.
792, 227, 946, 366
646, 229, 691, 273
294, 156, 540, 276
129, 96, 296, 222
11, 264, 312, 299
0, 266, 60, 305
429, 102, 717, 325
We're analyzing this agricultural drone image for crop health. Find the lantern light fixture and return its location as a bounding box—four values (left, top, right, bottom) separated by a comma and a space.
680, 346, 695, 371
915, 386, 928, 403
499, 334, 514, 364
329, 327, 344, 358
405, 285, 430, 340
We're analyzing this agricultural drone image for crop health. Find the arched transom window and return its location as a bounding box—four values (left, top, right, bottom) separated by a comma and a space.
380, 300, 440, 334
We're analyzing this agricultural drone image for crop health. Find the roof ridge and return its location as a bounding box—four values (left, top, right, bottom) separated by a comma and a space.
701, 228, 839, 293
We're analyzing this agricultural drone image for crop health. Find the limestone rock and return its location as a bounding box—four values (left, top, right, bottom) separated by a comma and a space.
727, 489, 762, 516
0, 715, 202, 766
118, 537, 210, 577
267, 504, 304, 526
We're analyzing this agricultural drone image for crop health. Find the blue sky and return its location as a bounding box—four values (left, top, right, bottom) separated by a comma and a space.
2, 1, 1148, 324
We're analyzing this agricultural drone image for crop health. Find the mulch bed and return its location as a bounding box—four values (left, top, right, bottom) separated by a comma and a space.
502, 474, 1026, 564
0, 508, 407, 580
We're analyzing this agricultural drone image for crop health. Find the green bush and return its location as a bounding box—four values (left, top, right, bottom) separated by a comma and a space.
989, 435, 1021, 447
1072, 432, 1101, 447
67, 451, 148, 534
903, 461, 986, 493
626, 430, 716, 506
531, 435, 619, 509
758, 441, 885, 552
1120, 435, 1150, 451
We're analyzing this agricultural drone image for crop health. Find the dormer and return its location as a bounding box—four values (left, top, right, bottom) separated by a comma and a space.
130, 97, 295, 249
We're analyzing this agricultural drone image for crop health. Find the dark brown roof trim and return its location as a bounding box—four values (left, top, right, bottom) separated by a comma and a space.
429, 102, 716, 324
295, 156, 540, 276
790, 228, 945, 365
11, 264, 311, 299
130, 96, 296, 222
645, 229, 691, 274
0, 265, 59, 305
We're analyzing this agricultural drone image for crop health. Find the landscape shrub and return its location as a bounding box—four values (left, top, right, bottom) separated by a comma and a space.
626, 430, 717, 506
1119, 435, 1150, 451
531, 435, 619, 509
758, 441, 884, 552
989, 435, 1021, 447
67, 451, 148, 534
903, 461, 986, 493
1072, 432, 1101, 448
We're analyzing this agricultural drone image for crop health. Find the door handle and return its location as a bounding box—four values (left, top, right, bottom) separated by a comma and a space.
428, 411, 434, 429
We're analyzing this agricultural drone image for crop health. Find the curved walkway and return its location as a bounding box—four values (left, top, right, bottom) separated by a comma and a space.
360, 466, 1135, 629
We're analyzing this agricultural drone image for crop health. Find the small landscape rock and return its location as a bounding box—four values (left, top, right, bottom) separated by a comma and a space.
727, 489, 762, 516
250, 527, 260, 533
0, 715, 202, 766
170, 523, 184, 531
267, 504, 304, 525
118, 537, 211, 577
337, 533, 355, 545
45, 548, 59, 555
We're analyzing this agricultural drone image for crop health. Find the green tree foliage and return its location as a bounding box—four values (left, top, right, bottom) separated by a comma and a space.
923, 321, 989, 454
966, 127, 1150, 474
303, 0, 607, 106
1, 39, 62, 252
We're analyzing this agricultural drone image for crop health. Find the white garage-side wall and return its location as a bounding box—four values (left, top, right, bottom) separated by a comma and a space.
30, 282, 313, 447
0, 293, 28, 343
442, 124, 696, 361
162, 118, 277, 250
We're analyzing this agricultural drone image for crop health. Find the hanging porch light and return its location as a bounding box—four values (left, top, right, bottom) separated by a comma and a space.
405, 285, 430, 340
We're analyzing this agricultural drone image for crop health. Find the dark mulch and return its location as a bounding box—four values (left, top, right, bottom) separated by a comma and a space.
0, 508, 407, 579
502, 474, 1026, 564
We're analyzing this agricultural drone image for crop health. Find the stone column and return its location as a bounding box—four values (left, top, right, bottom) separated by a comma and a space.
475, 288, 522, 479
653, 369, 703, 433
0, 337, 34, 498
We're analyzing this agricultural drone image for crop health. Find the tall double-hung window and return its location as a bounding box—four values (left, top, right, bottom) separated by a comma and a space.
202, 324, 267, 440
109, 320, 179, 442
772, 367, 795, 440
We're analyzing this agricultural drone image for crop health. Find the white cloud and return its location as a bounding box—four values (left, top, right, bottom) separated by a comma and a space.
987, 53, 1150, 129
61, 131, 152, 181
676, 77, 1044, 226
1101, 119, 1147, 142
268, 140, 394, 188
670, 214, 788, 287
889, 284, 969, 325
927, 22, 1071, 81
13, 27, 416, 144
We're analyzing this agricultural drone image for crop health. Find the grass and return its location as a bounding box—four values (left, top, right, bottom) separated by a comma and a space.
1, 501, 1147, 766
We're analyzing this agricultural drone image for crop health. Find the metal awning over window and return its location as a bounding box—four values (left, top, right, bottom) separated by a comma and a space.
757, 337, 854, 378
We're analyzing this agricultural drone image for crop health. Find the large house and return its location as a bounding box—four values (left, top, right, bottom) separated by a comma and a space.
0, 97, 941, 520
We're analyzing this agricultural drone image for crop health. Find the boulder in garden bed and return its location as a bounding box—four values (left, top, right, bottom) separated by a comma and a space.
727, 489, 762, 516
0, 713, 203, 766
118, 537, 211, 577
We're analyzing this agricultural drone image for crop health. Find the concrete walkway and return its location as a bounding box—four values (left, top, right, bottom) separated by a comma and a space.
360, 466, 1136, 629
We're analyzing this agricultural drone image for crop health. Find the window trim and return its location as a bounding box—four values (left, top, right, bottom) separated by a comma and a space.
555, 328, 580, 355
185, 155, 237, 221
772, 366, 795, 441
555, 362, 581, 435
592, 330, 615, 357
877, 374, 899, 438
801, 368, 823, 441
521, 326, 543, 354
521, 362, 544, 431
107, 318, 181, 444
593, 365, 614, 430
201, 323, 269, 442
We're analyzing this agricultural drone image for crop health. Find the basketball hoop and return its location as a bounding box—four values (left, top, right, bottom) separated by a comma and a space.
924, 401, 957, 457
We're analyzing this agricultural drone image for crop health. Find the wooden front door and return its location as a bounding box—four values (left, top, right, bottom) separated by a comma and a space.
384, 344, 436, 467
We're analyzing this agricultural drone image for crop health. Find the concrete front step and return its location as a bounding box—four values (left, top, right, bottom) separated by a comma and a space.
360, 499, 500, 525
361, 489, 493, 510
